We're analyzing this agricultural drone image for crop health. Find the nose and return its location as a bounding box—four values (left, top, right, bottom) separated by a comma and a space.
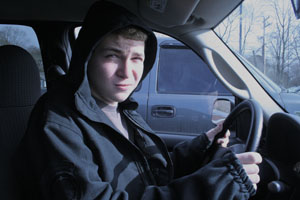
117, 58, 131, 78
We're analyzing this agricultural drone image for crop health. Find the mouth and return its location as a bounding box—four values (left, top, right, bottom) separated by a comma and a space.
115, 84, 133, 91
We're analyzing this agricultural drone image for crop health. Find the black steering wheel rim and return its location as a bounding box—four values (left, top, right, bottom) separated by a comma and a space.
201, 99, 264, 165
222, 99, 264, 152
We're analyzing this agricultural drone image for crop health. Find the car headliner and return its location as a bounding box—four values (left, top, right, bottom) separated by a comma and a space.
0, 0, 241, 31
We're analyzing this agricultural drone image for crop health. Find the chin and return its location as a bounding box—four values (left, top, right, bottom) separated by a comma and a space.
115, 94, 131, 103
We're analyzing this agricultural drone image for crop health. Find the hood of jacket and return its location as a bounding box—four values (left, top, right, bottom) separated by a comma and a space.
65, 0, 157, 122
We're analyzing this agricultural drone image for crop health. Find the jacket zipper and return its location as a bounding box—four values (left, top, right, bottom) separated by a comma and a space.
121, 111, 159, 185
122, 110, 153, 134
123, 110, 174, 183
103, 120, 157, 186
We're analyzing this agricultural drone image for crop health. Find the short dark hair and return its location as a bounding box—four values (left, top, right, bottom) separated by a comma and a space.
112, 26, 148, 41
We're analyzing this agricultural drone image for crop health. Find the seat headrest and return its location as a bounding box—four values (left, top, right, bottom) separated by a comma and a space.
0, 45, 41, 107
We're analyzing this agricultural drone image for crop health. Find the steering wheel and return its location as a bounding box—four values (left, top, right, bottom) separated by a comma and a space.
204, 99, 263, 163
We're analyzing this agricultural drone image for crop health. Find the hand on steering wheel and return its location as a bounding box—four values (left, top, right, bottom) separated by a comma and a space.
203, 99, 263, 163
214, 99, 263, 153
203, 99, 264, 189
206, 121, 230, 147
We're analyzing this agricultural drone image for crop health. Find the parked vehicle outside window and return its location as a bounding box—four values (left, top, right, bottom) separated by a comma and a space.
132, 34, 234, 135
157, 41, 230, 95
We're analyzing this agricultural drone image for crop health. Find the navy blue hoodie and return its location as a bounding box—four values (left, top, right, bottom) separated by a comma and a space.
16, 1, 256, 199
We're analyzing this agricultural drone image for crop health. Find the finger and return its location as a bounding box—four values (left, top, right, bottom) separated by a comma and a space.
216, 130, 230, 142
248, 174, 260, 184
236, 152, 262, 165
243, 164, 259, 175
225, 130, 230, 138
206, 123, 224, 141
253, 184, 257, 190
218, 140, 226, 147
220, 142, 228, 148
220, 130, 230, 141
217, 138, 227, 143
217, 138, 229, 147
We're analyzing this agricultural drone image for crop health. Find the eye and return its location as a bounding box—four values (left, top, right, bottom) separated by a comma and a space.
132, 56, 144, 62
105, 54, 118, 58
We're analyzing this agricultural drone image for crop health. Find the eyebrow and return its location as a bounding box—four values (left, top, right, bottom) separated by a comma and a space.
101, 47, 123, 54
132, 52, 145, 58
101, 47, 145, 58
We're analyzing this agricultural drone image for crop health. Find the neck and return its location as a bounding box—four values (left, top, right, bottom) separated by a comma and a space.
94, 97, 118, 112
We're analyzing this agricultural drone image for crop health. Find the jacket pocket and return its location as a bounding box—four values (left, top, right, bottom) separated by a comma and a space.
41, 161, 82, 200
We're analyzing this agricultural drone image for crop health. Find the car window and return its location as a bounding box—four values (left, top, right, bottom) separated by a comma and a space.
132, 33, 234, 136
214, 0, 300, 116
157, 43, 231, 95
0, 24, 45, 92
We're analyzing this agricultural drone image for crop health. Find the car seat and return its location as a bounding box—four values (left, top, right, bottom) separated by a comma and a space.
0, 45, 41, 199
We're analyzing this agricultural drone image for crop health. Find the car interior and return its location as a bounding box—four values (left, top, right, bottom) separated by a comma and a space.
0, 0, 300, 199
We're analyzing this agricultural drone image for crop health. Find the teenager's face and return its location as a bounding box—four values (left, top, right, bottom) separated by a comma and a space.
87, 34, 145, 106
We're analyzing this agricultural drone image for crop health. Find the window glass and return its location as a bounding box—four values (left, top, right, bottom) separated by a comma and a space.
214, 0, 300, 116
132, 35, 235, 135
157, 44, 231, 95
0, 24, 45, 92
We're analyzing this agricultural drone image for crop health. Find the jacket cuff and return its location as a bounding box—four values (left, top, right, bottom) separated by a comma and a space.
225, 152, 256, 197
197, 133, 212, 150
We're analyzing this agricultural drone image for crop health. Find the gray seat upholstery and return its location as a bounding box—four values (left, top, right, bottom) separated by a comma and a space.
0, 45, 41, 199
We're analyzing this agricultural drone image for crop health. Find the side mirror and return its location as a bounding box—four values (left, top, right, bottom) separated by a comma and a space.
212, 99, 233, 125
292, 0, 300, 19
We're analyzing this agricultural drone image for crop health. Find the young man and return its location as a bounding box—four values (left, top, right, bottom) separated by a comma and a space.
16, 1, 261, 199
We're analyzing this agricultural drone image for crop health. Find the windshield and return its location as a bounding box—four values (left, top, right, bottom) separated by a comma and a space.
214, 0, 300, 116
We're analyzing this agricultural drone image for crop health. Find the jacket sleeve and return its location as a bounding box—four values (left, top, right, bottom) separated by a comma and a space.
142, 150, 256, 200
19, 119, 130, 200
170, 133, 212, 177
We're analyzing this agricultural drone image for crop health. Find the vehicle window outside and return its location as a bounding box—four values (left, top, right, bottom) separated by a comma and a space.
0, 25, 45, 92
214, 0, 300, 116
133, 33, 235, 136
157, 45, 231, 95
